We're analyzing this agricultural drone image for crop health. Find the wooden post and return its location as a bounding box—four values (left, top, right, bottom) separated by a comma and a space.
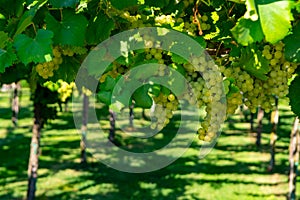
268, 96, 279, 171
256, 107, 264, 148
80, 94, 89, 164
129, 101, 134, 128
27, 86, 44, 200
109, 109, 116, 142
288, 117, 299, 200
250, 112, 254, 132
11, 82, 20, 127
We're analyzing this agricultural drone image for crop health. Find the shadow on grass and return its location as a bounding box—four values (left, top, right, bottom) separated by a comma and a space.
0, 102, 295, 200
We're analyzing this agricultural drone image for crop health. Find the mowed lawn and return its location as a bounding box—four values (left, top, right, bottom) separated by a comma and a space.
0, 86, 299, 200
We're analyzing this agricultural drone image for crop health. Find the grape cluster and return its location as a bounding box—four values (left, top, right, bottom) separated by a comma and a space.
221, 42, 298, 113
57, 80, 75, 102
61, 45, 88, 56
186, 55, 226, 141
35, 46, 62, 79
151, 92, 179, 130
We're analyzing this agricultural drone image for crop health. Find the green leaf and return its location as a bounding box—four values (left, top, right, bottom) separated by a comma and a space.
194, 36, 207, 49
296, 1, 300, 13
97, 90, 112, 105
49, 56, 79, 83
110, 0, 138, 9
14, 29, 53, 65
144, 0, 169, 8
231, 17, 264, 46
45, 10, 88, 46
161, 86, 170, 95
86, 12, 115, 45
237, 46, 270, 80
171, 53, 188, 64
229, 45, 241, 57
258, 1, 294, 44
132, 85, 153, 108
0, 31, 8, 48
283, 22, 300, 63
100, 75, 116, 91
149, 84, 161, 97
49, 0, 79, 8
0, 43, 17, 73
170, 63, 186, 76
14, 0, 47, 37
288, 76, 300, 117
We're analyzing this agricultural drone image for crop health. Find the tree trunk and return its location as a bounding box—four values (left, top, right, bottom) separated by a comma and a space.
80, 94, 89, 164
250, 113, 254, 132
288, 117, 299, 200
27, 100, 43, 200
256, 107, 264, 148
129, 102, 134, 128
268, 96, 279, 172
109, 109, 116, 142
12, 82, 20, 127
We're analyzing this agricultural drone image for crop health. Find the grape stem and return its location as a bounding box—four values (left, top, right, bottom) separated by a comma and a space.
193, 4, 203, 35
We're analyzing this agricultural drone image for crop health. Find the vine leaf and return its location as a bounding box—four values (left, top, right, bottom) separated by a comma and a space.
236, 46, 269, 80
49, 56, 79, 83
231, 17, 264, 46
132, 85, 153, 109
283, 22, 300, 63
45, 10, 88, 46
100, 75, 116, 91
288, 76, 300, 117
0, 31, 9, 48
49, 0, 79, 8
97, 90, 112, 105
86, 12, 115, 45
144, 0, 169, 8
110, 0, 138, 9
0, 43, 17, 73
13, 29, 53, 65
14, 0, 47, 37
171, 53, 188, 64
258, 0, 294, 44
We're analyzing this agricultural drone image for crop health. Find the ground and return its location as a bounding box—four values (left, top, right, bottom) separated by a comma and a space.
0, 86, 298, 200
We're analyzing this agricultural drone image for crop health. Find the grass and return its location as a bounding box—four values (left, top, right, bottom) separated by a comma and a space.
0, 87, 298, 200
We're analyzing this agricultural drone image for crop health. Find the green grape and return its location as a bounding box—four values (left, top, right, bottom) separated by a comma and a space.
57, 80, 75, 102
201, 15, 208, 22
151, 92, 179, 129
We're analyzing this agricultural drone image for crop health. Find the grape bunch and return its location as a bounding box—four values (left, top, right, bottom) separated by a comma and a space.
186, 55, 226, 141
151, 92, 179, 130
61, 45, 88, 56
35, 46, 62, 79
57, 80, 75, 102
221, 42, 298, 113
